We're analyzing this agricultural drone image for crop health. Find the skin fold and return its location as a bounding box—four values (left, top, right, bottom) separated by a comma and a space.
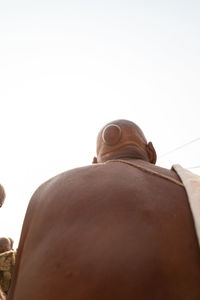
8, 120, 200, 300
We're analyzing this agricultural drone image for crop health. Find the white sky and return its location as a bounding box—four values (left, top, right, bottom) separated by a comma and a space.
0, 0, 200, 247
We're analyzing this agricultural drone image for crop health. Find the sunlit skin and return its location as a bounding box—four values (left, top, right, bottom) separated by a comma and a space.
93, 120, 157, 164
0, 288, 5, 300
8, 120, 200, 300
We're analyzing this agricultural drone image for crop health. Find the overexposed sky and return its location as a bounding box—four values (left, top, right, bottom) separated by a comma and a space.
0, 0, 200, 246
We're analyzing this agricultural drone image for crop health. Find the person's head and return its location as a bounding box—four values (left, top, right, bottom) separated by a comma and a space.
93, 119, 157, 164
0, 184, 5, 208
0, 237, 12, 253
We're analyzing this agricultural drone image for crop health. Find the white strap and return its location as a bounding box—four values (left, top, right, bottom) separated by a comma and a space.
173, 164, 200, 247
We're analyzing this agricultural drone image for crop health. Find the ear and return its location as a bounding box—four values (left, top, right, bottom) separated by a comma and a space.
92, 157, 97, 164
146, 142, 157, 164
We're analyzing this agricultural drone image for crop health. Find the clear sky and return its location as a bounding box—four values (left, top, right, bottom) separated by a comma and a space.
0, 0, 200, 246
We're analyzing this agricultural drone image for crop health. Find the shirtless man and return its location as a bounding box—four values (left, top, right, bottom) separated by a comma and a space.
8, 120, 200, 300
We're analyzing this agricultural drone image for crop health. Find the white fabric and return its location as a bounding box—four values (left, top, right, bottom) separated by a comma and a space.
173, 164, 200, 247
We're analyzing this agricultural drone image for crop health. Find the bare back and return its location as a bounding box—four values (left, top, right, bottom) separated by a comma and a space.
8, 161, 200, 300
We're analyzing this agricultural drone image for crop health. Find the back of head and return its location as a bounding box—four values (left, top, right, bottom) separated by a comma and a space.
94, 119, 157, 164
0, 184, 5, 208
0, 237, 12, 254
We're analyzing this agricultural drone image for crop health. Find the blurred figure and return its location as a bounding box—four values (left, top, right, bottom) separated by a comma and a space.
0, 238, 15, 296
0, 185, 5, 208
0, 239, 13, 254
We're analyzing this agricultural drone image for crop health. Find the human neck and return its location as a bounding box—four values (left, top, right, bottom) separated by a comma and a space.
99, 145, 149, 163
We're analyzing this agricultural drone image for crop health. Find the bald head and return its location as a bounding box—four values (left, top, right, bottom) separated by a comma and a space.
0, 184, 5, 208
94, 119, 157, 164
0, 237, 13, 253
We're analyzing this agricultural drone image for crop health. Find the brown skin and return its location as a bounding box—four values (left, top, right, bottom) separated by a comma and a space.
0, 184, 5, 208
8, 120, 200, 300
93, 120, 157, 164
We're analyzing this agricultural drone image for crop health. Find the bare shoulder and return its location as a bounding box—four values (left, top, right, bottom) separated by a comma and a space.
35, 163, 108, 196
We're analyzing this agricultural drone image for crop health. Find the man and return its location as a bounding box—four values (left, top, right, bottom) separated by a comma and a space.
8, 120, 200, 300
0, 238, 16, 295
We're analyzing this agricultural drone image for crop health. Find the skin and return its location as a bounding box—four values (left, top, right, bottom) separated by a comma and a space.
0, 184, 5, 208
0, 289, 6, 300
8, 120, 200, 300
